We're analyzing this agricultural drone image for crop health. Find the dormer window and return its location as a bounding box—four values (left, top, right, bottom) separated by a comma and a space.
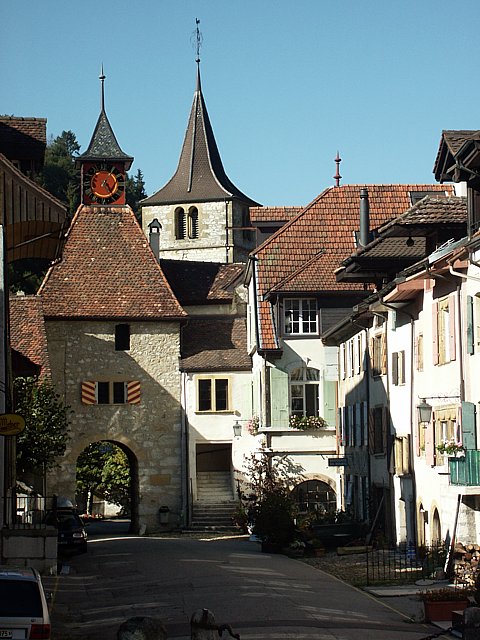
115, 324, 130, 351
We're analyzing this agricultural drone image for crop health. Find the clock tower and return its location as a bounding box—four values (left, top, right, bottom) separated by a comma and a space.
77, 68, 133, 205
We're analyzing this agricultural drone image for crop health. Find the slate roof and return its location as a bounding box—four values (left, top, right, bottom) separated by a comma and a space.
160, 260, 245, 306
77, 110, 133, 168
249, 207, 302, 224
143, 68, 259, 207
0, 117, 46, 161
180, 316, 251, 371
39, 205, 185, 320
10, 295, 51, 379
253, 184, 453, 351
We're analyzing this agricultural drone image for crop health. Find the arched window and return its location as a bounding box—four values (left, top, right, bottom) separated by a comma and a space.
188, 206, 198, 239
290, 367, 320, 417
291, 479, 336, 514
175, 207, 186, 239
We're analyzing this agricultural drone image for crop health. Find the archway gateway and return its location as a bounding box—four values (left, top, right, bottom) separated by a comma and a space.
75, 440, 139, 533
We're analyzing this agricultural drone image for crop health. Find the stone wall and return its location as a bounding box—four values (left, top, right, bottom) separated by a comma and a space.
142, 200, 251, 263
45, 320, 183, 533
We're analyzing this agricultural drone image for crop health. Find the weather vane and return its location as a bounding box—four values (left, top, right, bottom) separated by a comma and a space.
192, 18, 203, 64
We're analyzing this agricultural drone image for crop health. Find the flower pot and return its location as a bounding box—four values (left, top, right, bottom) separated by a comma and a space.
423, 599, 469, 622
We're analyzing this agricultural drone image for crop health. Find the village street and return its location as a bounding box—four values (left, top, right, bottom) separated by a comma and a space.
44, 521, 438, 640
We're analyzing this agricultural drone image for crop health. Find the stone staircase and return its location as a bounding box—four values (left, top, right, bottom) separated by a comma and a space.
189, 471, 239, 531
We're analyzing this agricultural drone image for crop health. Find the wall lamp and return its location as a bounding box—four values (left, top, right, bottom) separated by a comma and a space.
417, 395, 461, 424
233, 420, 242, 438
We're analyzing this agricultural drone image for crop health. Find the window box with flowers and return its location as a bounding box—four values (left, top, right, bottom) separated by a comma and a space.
289, 415, 327, 431
246, 415, 259, 436
436, 439, 465, 457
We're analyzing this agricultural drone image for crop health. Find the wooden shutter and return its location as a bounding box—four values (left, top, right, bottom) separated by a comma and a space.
392, 352, 399, 385
449, 294, 456, 361
425, 413, 435, 466
127, 381, 141, 404
467, 295, 474, 355
81, 381, 96, 404
382, 406, 388, 453
432, 301, 439, 365
461, 401, 477, 450
381, 332, 387, 375
368, 409, 375, 453
269, 367, 289, 428
322, 379, 336, 428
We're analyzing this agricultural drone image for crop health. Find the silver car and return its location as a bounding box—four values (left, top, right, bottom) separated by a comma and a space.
0, 567, 51, 639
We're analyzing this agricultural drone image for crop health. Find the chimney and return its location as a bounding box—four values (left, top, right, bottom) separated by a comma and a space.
148, 218, 162, 261
359, 188, 370, 247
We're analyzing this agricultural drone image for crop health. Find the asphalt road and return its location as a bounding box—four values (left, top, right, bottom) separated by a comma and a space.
44, 521, 440, 640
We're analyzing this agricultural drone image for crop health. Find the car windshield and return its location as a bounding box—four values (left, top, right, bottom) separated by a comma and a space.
57, 513, 83, 529
0, 580, 43, 617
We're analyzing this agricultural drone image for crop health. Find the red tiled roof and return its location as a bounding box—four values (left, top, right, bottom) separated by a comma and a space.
254, 184, 454, 350
39, 205, 186, 320
249, 206, 302, 224
10, 295, 51, 380
180, 316, 251, 371
0, 117, 46, 161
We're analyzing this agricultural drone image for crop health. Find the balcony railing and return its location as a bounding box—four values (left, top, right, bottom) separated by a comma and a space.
449, 450, 480, 486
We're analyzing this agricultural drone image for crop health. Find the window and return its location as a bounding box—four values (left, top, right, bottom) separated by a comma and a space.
284, 299, 318, 335
81, 380, 141, 405
395, 436, 411, 475
188, 207, 198, 239
369, 406, 386, 454
433, 296, 456, 365
197, 378, 229, 412
115, 324, 130, 351
175, 207, 186, 239
291, 479, 336, 514
371, 334, 385, 376
290, 367, 319, 417
434, 407, 459, 465
392, 350, 405, 385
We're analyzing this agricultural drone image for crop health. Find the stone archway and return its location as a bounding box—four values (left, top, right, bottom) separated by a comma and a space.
431, 507, 442, 544
291, 476, 337, 515
74, 440, 139, 534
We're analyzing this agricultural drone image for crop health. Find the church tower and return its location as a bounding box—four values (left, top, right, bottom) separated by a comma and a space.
142, 32, 260, 264
76, 67, 133, 206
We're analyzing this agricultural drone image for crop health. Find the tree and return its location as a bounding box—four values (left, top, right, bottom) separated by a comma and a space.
41, 130, 81, 214
125, 169, 147, 224
76, 442, 130, 514
14, 377, 71, 475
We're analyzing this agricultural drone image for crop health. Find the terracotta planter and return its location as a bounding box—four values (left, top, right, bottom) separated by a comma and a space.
423, 599, 469, 622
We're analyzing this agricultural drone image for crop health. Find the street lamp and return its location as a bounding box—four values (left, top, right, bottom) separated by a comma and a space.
233, 420, 242, 438
417, 398, 432, 424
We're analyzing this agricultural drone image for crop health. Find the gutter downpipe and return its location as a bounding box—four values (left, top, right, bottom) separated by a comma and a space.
379, 299, 418, 546
251, 256, 266, 432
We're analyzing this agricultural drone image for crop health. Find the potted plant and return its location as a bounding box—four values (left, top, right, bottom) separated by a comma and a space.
289, 415, 327, 431
419, 587, 471, 622
236, 451, 299, 553
285, 539, 306, 557
436, 439, 465, 457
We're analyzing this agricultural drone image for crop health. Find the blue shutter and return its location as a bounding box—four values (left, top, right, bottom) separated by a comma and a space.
467, 295, 474, 355
322, 379, 336, 428
461, 401, 477, 450
269, 367, 289, 428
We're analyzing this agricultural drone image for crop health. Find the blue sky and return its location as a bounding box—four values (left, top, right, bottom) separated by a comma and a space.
2, 1, 480, 206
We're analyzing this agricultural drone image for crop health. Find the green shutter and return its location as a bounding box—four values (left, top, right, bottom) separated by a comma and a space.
467, 295, 474, 355
269, 367, 289, 428
461, 401, 477, 450
323, 379, 337, 428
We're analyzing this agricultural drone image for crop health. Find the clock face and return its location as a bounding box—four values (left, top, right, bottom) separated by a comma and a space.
84, 164, 125, 204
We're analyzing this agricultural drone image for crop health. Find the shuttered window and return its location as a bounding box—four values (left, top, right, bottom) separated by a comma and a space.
81, 381, 141, 405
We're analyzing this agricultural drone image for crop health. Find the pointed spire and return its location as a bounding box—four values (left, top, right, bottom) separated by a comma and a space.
77, 69, 133, 169
143, 24, 259, 207
334, 151, 342, 187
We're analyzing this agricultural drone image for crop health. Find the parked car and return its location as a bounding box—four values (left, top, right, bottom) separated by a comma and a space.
0, 567, 51, 639
45, 509, 88, 554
